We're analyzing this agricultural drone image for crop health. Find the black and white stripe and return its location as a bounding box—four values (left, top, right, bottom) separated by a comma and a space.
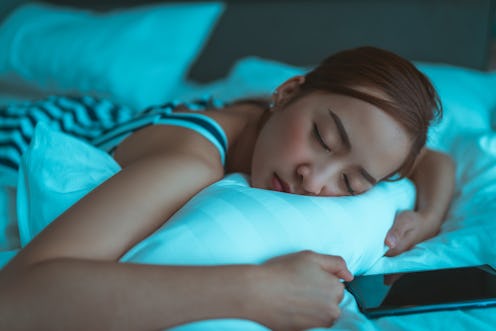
0, 96, 136, 172
0, 95, 226, 174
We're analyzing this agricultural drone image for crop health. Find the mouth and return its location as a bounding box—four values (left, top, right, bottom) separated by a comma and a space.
272, 172, 292, 193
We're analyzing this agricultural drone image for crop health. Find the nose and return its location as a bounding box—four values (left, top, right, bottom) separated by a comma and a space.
296, 163, 339, 196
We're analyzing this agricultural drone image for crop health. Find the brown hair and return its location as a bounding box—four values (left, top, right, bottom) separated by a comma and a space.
299, 46, 442, 179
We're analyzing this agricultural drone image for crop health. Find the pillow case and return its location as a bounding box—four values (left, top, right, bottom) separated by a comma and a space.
414, 63, 496, 151
17, 124, 415, 276
0, 2, 224, 108
16, 123, 121, 247
121, 173, 415, 275
173, 56, 306, 103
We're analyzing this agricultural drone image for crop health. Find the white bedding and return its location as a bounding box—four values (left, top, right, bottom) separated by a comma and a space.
0, 3, 495, 330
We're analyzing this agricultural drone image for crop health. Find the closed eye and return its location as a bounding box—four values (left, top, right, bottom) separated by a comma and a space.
313, 123, 331, 152
342, 173, 356, 196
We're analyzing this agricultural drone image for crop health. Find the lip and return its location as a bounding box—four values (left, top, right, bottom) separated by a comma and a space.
272, 172, 292, 194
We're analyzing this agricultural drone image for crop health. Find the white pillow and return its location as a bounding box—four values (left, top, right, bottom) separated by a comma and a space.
414, 63, 496, 152
173, 56, 306, 102
0, 2, 224, 108
121, 173, 415, 275
16, 123, 121, 247
17, 124, 415, 276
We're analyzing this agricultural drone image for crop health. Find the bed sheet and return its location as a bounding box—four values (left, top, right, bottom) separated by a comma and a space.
1, 57, 496, 330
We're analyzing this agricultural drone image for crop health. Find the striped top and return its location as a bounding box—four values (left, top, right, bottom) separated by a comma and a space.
0, 96, 229, 176
94, 100, 229, 165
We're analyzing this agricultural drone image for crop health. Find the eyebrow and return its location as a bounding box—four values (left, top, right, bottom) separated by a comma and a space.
328, 108, 377, 186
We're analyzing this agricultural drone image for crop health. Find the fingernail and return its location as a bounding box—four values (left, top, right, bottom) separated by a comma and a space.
387, 235, 397, 248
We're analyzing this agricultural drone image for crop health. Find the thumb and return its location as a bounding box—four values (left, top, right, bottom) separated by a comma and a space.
385, 213, 414, 248
385, 227, 400, 249
312, 253, 354, 282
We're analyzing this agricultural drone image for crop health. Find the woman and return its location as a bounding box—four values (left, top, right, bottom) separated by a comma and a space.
0, 46, 454, 330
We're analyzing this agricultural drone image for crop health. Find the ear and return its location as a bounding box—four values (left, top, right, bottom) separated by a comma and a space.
271, 75, 306, 109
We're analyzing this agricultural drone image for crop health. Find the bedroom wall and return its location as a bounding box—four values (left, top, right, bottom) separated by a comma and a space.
491, 42, 496, 69
187, 0, 495, 81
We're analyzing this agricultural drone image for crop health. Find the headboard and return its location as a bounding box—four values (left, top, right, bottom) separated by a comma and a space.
188, 0, 495, 82
1, 0, 495, 82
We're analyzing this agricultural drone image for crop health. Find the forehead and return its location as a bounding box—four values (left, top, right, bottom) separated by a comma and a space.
301, 91, 411, 180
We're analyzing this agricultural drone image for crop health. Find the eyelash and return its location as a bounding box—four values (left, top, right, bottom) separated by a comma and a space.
313, 123, 331, 152
342, 173, 356, 196
313, 123, 355, 195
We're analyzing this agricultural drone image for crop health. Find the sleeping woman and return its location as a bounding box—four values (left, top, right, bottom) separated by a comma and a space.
0, 46, 455, 330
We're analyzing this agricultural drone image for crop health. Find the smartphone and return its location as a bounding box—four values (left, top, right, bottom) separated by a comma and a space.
345, 264, 496, 318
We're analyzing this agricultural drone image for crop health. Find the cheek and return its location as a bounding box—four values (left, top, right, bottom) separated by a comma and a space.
252, 115, 309, 171
276, 115, 310, 161
292, 128, 310, 157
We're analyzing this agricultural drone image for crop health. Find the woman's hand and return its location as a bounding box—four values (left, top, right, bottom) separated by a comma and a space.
390, 148, 455, 257
250, 250, 353, 331
384, 210, 441, 257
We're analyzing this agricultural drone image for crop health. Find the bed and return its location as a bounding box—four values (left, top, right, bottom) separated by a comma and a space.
0, 1, 495, 330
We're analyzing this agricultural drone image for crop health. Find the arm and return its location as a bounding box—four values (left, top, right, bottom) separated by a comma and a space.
385, 148, 455, 256
1, 258, 255, 330
0, 126, 229, 330
0, 127, 352, 330
0, 251, 352, 331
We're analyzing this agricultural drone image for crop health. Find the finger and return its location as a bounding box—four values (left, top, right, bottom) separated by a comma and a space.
335, 281, 345, 303
385, 237, 409, 256
385, 230, 398, 249
334, 268, 354, 282
312, 254, 354, 281
385, 229, 415, 257
385, 226, 406, 249
385, 245, 406, 257
327, 306, 341, 327
385, 215, 415, 248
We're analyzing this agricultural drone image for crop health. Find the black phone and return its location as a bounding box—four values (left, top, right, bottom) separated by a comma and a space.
345, 264, 496, 318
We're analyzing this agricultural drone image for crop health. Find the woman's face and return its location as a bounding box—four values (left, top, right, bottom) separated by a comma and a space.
250, 78, 411, 197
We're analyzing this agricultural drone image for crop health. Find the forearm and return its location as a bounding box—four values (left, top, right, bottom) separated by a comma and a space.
410, 149, 455, 232
0, 259, 256, 331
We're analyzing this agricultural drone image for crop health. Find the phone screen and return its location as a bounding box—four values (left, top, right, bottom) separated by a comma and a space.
345, 265, 496, 318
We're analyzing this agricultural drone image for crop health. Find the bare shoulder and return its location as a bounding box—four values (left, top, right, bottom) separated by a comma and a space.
114, 118, 226, 173
2, 102, 266, 272
114, 103, 262, 171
